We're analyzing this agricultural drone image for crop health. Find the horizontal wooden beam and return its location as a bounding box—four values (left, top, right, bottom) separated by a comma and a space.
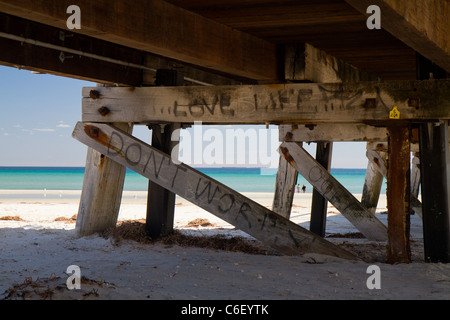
0, 0, 279, 81
279, 124, 388, 142
344, 0, 450, 73
82, 80, 450, 124
279, 142, 388, 241
72, 121, 358, 259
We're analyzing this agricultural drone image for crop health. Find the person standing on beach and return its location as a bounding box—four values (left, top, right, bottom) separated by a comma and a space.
302, 184, 306, 193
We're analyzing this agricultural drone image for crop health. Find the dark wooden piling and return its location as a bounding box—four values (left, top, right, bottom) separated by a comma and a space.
386, 125, 411, 263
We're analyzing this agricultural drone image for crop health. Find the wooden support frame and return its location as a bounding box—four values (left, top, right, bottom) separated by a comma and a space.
72, 122, 358, 259
279, 142, 387, 241
81, 80, 450, 125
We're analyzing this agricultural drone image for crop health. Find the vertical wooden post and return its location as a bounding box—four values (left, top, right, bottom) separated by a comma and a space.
386, 125, 411, 263
410, 153, 421, 199
145, 69, 183, 239
76, 122, 133, 236
361, 142, 385, 215
419, 121, 450, 263
310, 141, 333, 236
146, 123, 181, 238
272, 142, 299, 219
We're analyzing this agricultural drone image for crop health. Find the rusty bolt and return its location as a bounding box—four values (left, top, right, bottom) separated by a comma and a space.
408, 96, 420, 109
88, 126, 99, 138
364, 98, 377, 109
89, 90, 100, 100
98, 106, 110, 116
284, 132, 293, 141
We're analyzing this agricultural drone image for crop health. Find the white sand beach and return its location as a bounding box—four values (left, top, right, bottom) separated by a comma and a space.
0, 190, 449, 300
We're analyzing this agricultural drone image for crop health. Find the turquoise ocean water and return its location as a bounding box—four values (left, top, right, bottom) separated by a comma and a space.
0, 166, 386, 195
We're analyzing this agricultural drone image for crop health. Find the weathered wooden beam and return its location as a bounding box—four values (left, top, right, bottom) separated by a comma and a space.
344, 0, 450, 73
76, 123, 133, 237
310, 142, 333, 237
386, 125, 411, 263
279, 142, 388, 241
0, 0, 279, 81
82, 80, 450, 124
72, 122, 358, 259
280, 124, 388, 142
419, 121, 450, 263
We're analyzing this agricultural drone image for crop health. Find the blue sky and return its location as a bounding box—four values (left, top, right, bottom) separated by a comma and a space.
0, 65, 368, 168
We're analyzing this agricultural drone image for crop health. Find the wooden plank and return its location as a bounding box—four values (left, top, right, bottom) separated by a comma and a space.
76, 122, 133, 237
344, 0, 450, 73
81, 80, 450, 124
419, 121, 450, 263
279, 142, 388, 241
72, 122, 358, 259
386, 125, 411, 263
279, 124, 388, 142
0, 0, 278, 81
310, 142, 333, 237
272, 146, 299, 219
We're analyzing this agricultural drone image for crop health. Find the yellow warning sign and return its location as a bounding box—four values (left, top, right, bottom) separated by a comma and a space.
389, 106, 400, 119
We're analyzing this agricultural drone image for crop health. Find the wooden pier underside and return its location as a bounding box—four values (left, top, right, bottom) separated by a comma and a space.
1, 0, 449, 263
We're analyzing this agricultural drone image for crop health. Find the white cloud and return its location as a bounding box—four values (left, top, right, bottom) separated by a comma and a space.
3, 133, 9, 136
56, 124, 71, 128
34, 128, 56, 132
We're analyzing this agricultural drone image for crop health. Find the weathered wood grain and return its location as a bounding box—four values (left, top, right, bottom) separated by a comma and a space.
279, 142, 388, 241
72, 122, 358, 259
272, 147, 299, 219
0, 0, 278, 80
361, 146, 386, 215
76, 123, 133, 237
386, 125, 411, 263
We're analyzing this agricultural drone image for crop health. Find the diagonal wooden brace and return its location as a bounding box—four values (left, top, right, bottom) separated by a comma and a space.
72, 122, 359, 260
279, 142, 388, 241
